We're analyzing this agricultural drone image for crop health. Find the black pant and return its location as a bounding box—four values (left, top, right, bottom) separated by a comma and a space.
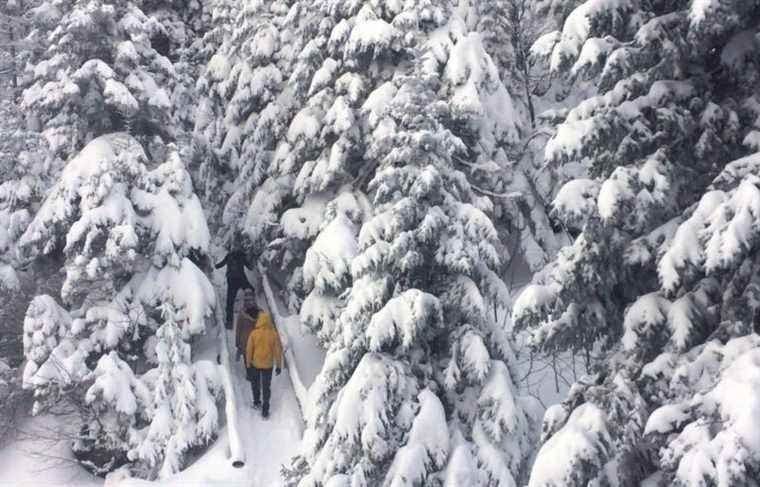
247, 367, 272, 412
225, 279, 254, 329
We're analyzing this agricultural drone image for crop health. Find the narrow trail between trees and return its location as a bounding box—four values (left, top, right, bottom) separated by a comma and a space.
107, 265, 321, 487
226, 334, 303, 486
214, 264, 320, 487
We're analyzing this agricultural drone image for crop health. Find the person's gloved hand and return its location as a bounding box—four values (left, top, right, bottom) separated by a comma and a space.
275, 367, 282, 376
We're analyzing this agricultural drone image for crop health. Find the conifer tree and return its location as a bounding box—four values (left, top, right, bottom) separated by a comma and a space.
0, 0, 40, 96
23, 0, 208, 162
0, 96, 41, 292
516, 1, 760, 485
19, 134, 220, 477
516, 0, 760, 354
194, 0, 302, 233
22, 1, 167, 160
295, 71, 535, 486
130, 300, 221, 478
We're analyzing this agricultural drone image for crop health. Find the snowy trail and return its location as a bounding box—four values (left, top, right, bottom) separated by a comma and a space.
216, 266, 306, 486
106, 324, 303, 487
227, 344, 303, 486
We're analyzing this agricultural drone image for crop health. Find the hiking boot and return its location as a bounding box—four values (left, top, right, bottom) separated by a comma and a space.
262, 408, 269, 419
252, 401, 261, 410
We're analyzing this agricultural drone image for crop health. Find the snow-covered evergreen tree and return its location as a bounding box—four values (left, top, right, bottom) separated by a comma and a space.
438, 10, 564, 273
296, 72, 535, 486
194, 0, 301, 234
527, 164, 760, 483
516, 0, 760, 354
19, 134, 220, 477
22, 0, 208, 163
196, 0, 239, 61
23, 1, 166, 159
472, 0, 543, 126
129, 300, 222, 478
0, 96, 42, 292
0, 0, 40, 95
516, 1, 760, 485
151, 1, 212, 148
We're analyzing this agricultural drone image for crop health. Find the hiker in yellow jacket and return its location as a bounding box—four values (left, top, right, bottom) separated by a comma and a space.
245, 309, 283, 418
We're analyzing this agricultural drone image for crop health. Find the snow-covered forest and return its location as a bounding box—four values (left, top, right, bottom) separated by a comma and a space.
1, 0, 760, 485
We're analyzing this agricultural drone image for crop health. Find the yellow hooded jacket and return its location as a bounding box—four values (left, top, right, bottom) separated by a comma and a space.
245, 312, 283, 370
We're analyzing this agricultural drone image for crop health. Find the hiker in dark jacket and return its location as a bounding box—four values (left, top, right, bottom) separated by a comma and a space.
215, 247, 255, 329
235, 296, 258, 361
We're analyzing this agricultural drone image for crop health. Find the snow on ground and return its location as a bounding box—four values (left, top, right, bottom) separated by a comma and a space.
226, 345, 303, 487
279, 315, 324, 390
0, 412, 101, 487
107, 427, 250, 487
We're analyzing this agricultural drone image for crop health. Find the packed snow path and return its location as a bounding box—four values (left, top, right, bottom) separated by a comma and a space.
224, 326, 304, 486
212, 264, 303, 487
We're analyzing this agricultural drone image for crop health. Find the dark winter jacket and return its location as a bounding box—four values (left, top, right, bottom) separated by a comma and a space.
215, 250, 250, 284
235, 311, 257, 354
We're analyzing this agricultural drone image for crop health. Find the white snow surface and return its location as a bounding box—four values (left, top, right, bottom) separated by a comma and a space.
347, 19, 400, 57
528, 403, 610, 487
552, 178, 600, 225
549, 0, 627, 72
0, 413, 102, 487
133, 257, 215, 337
443, 32, 520, 143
